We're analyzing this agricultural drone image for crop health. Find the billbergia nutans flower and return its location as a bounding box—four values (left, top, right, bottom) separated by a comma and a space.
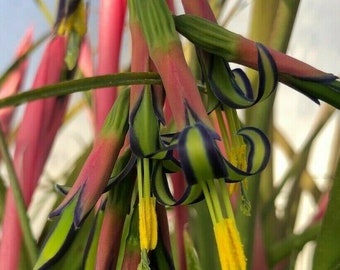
1, 1, 339, 269
174, 14, 340, 109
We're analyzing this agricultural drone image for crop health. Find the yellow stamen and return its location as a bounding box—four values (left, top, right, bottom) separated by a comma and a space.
138, 197, 158, 251
57, 1, 87, 36
228, 183, 238, 195
214, 218, 246, 270
229, 144, 247, 170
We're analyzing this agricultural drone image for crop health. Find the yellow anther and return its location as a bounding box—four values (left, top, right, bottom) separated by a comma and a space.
229, 144, 247, 171
213, 218, 246, 270
138, 197, 158, 251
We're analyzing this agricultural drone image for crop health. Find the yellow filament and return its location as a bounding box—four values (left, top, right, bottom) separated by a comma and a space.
138, 197, 158, 251
213, 218, 246, 270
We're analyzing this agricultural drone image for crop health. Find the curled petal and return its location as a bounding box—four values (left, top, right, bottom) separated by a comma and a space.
237, 127, 271, 174
151, 161, 203, 206
176, 123, 271, 185
178, 123, 227, 184
202, 43, 277, 109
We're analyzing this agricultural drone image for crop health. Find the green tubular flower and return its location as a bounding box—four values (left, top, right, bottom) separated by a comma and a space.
177, 123, 250, 270
174, 14, 340, 109
134, 0, 178, 54
151, 121, 270, 208
178, 123, 270, 184
174, 14, 240, 62
135, 0, 211, 130
130, 85, 161, 157
33, 189, 80, 270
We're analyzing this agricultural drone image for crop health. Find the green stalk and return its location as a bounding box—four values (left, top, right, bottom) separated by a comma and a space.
238, 1, 301, 268
0, 126, 38, 267
199, 181, 217, 224
218, 180, 235, 222
268, 222, 321, 266
312, 154, 340, 269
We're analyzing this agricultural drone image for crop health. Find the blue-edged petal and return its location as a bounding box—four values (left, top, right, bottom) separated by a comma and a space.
151, 161, 203, 206
33, 188, 82, 270
237, 127, 271, 174
105, 149, 137, 191
199, 43, 277, 109
178, 123, 227, 185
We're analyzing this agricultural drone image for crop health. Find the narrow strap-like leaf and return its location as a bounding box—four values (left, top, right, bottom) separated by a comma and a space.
82, 200, 106, 270
0, 72, 161, 108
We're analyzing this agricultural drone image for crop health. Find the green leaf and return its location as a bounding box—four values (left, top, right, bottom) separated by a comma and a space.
47, 211, 95, 270
268, 222, 321, 267
0, 72, 161, 109
0, 176, 5, 222
184, 230, 202, 270
82, 203, 105, 270
33, 190, 81, 270
312, 157, 340, 270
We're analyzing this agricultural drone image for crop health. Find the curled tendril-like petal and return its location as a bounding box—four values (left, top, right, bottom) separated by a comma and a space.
151, 123, 270, 206
151, 161, 204, 206
200, 43, 278, 110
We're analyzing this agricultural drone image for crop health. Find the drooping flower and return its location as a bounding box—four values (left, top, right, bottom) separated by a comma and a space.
135, 0, 211, 131
177, 123, 251, 270
174, 14, 340, 109
33, 89, 130, 270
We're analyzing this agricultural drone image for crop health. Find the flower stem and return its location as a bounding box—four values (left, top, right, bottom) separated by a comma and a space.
199, 181, 217, 224
215, 107, 232, 155
207, 179, 224, 222
218, 179, 235, 222
142, 158, 151, 197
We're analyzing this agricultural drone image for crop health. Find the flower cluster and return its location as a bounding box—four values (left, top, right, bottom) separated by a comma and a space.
0, 0, 339, 270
